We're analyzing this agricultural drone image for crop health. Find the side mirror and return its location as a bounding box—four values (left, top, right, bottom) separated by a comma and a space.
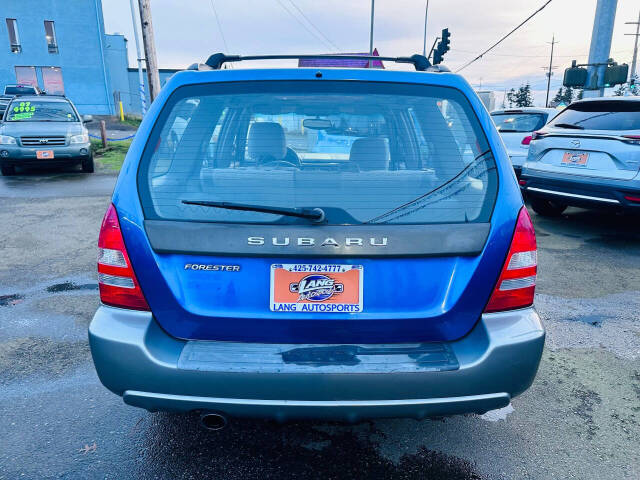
82, 114, 93, 123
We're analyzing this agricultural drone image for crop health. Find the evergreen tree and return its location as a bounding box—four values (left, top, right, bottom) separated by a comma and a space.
552, 87, 564, 104
613, 84, 625, 96
562, 86, 574, 104
576, 89, 583, 100
514, 83, 533, 107
505, 88, 517, 107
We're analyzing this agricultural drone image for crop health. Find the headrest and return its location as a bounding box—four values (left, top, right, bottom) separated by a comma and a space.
247, 122, 286, 162
349, 137, 389, 170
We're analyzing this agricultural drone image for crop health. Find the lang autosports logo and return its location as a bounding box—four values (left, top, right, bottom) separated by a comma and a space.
289, 274, 344, 302
270, 264, 363, 313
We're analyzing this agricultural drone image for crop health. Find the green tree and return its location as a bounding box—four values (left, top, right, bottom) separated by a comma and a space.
614, 84, 625, 96
505, 88, 517, 107
552, 87, 564, 104
576, 89, 584, 100
561, 86, 574, 104
514, 83, 533, 107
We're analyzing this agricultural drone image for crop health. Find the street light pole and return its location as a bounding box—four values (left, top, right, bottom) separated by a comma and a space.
137, 0, 161, 102
545, 34, 558, 107
368, 0, 375, 68
422, 1, 429, 57
625, 10, 640, 83
584, 0, 618, 97
128, 0, 146, 116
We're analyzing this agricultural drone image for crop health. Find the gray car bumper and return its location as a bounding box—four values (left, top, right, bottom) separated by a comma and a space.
89, 306, 545, 421
0, 144, 91, 164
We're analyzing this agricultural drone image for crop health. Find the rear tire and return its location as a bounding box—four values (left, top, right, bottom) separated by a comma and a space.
530, 198, 567, 217
81, 156, 94, 173
1, 164, 15, 176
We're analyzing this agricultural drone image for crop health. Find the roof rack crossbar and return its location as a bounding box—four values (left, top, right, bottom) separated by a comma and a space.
204, 53, 431, 71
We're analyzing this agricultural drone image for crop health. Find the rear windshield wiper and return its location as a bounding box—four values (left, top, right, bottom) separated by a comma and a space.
182, 200, 325, 222
553, 122, 585, 130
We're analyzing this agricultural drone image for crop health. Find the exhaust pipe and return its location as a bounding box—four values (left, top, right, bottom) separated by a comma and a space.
200, 412, 228, 431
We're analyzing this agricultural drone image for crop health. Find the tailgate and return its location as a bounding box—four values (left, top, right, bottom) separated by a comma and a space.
128, 221, 503, 344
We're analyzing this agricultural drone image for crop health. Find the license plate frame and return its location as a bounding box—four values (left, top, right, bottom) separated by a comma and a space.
270, 264, 363, 313
36, 150, 55, 159
561, 151, 589, 167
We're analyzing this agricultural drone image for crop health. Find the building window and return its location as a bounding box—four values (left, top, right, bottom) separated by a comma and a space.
6, 19, 21, 53
14, 66, 37, 87
44, 20, 58, 53
42, 67, 64, 95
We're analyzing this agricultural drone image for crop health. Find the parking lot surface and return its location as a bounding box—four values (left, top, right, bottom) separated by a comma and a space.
0, 171, 638, 479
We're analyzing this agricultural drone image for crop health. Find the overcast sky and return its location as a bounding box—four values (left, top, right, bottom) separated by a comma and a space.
102, 0, 639, 105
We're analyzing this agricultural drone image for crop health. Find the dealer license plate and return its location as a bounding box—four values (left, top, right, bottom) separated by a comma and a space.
270, 264, 363, 313
36, 150, 54, 159
561, 151, 589, 167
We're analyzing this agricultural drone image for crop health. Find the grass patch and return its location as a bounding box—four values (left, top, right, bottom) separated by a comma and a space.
121, 114, 142, 128
91, 138, 132, 171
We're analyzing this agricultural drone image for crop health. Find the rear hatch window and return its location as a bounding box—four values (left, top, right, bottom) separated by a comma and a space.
491, 112, 547, 132
549, 100, 640, 130
138, 81, 497, 225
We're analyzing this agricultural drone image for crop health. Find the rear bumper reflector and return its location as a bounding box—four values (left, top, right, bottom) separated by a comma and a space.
526, 187, 620, 204
499, 275, 536, 291
98, 273, 135, 289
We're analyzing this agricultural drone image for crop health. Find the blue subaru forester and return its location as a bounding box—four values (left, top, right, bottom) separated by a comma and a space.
89, 54, 544, 425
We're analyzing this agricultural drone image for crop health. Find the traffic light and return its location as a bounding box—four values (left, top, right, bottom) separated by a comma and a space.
433, 28, 451, 65
440, 28, 451, 53
433, 49, 443, 65
603, 64, 629, 87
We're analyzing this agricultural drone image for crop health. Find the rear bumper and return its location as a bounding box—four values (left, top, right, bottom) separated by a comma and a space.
89, 306, 545, 421
520, 168, 640, 210
0, 144, 91, 165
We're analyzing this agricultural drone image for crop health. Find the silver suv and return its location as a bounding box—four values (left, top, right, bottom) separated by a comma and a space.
520, 97, 640, 216
0, 95, 93, 175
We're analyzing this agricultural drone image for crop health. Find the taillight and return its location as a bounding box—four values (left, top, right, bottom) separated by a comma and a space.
622, 135, 640, 145
521, 135, 532, 145
97, 204, 150, 310
530, 131, 546, 141
484, 207, 537, 313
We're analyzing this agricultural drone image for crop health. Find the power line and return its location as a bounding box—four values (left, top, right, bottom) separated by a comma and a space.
275, 0, 336, 52
286, 0, 341, 52
456, 0, 554, 73
209, 0, 230, 53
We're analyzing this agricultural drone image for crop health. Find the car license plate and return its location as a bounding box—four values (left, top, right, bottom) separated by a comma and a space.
270, 264, 363, 313
36, 150, 54, 159
561, 151, 588, 167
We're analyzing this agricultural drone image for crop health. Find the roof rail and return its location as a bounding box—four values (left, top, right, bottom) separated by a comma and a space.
198, 53, 433, 72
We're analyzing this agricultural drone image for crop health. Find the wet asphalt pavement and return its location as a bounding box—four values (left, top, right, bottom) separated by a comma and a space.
0, 170, 639, 480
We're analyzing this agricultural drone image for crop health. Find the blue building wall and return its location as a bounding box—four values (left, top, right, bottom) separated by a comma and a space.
0, 0, 114, 114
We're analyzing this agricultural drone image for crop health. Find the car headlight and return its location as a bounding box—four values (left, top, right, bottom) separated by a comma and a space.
0, 134, 16, 145
70, 133, 89, 144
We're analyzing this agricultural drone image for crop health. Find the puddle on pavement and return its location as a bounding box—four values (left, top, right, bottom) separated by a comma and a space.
0, 294, 24, 307
479, 404, 514, 422
139, 413, 484, 480
46, 281, 98, 293
563, 313, 611, 328
0, 336, 90, 384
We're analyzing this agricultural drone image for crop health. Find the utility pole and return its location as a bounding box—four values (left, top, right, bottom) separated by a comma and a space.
545, 35, 558, 107
584, 0, 618, 98
625, 10, 640, 83
422, 1, 429, 57
129, 0, 146, 116
137, 0, 161, 102
368, 0, 375, 68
